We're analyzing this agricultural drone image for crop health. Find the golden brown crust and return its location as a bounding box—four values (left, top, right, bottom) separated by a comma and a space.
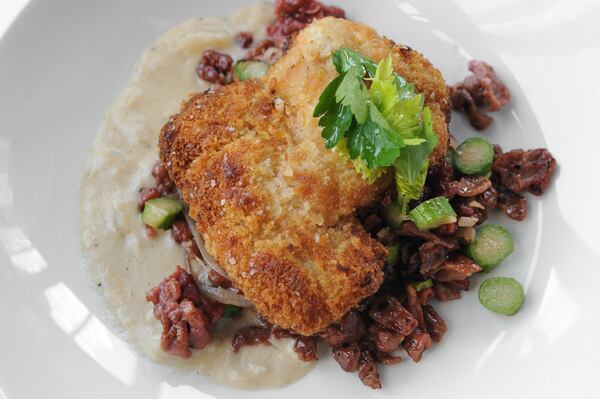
159, 18, 450, 335
267, 17, 450, 164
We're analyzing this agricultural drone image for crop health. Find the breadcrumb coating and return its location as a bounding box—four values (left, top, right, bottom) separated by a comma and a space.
159, 17, 450, 335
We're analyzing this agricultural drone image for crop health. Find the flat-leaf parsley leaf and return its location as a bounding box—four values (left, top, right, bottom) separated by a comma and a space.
313, 48, 438, 214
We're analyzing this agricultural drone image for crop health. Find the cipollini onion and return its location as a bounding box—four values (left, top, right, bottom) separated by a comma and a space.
182, 211, 253, 308
183, 211, 229, 276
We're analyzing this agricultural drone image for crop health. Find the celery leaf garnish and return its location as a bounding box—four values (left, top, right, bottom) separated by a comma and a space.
314, 48, 438, 214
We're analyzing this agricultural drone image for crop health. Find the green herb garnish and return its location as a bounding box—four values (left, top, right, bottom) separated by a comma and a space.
386, 244, 400, 266
314, 48, 438, 213
408, 196, 457, 231
222, 304, 243, 318
412, 279, 433, 292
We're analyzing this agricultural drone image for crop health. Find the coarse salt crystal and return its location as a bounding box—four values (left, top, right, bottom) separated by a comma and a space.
210, 179, 216, 187
229, 257, 237, 265
220, 199, 226, 206
274, 97, 285, 112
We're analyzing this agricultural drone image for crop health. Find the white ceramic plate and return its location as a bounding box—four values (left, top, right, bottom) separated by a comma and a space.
1, 0, 599, 398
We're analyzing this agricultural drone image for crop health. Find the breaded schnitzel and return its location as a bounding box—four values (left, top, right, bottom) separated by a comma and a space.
159, 17, 450, 335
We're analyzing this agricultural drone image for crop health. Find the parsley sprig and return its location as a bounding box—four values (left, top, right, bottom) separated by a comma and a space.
313, 48, 438, 212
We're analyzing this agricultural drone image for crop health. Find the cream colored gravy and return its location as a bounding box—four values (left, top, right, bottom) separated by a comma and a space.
79, 3, 314, 389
